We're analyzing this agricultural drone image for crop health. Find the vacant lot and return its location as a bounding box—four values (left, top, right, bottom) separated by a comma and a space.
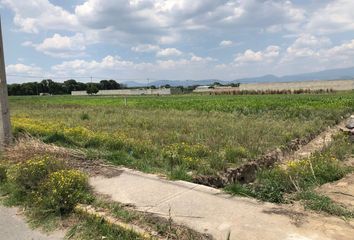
9, 92, 354, 179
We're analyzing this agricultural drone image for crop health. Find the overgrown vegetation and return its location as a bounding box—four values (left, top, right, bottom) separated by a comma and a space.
1, 157, 91, 212
0, 138, 210, 240
226, 134, 354, 217
9, 92, 354, 179
0, 157, 156, 239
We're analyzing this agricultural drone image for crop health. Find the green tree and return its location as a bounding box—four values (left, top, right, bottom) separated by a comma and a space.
86, 83, 99, 95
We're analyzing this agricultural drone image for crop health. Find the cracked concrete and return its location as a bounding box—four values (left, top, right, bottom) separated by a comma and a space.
90, 167, 354, 240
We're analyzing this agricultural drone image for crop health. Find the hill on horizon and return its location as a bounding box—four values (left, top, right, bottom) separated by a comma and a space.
124, 66, 354, 87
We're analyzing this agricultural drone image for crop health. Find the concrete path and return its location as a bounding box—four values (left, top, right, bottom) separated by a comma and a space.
90, 168, 354, 240
0, 206, 65, 240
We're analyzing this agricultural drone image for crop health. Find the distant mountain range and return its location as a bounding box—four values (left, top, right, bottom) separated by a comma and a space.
123, 66, 354, 87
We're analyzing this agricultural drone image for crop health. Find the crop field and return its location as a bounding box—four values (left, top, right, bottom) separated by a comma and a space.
9, 92, 354, 179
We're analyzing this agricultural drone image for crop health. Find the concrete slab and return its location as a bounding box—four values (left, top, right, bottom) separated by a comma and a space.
0, 206, 65, 240
90, 168, 354, 240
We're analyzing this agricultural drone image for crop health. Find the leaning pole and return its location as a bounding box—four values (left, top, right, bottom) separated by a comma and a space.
0, 17, 12, 150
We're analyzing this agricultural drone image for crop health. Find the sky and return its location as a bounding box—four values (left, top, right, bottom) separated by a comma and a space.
1, 0, 354, 84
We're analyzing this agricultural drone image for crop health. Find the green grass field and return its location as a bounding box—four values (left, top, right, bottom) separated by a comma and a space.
9, 92, 354, 179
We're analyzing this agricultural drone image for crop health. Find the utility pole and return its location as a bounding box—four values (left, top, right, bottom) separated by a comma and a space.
0, 18, 12, 150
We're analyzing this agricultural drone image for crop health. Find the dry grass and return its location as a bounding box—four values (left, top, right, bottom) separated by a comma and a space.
5, 134, 85, 163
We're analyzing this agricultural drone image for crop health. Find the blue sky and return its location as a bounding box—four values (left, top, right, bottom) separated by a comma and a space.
2, 0, 354, 83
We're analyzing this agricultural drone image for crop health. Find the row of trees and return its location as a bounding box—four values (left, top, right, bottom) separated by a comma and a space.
7, 79, 125, 96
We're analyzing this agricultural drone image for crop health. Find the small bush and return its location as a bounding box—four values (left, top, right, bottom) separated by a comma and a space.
6, 157, 64, 202
80, 112, 90, 120
37, 169, 91, 214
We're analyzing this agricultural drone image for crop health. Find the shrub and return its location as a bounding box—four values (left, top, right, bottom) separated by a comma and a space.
37, 169, 91, 214
6, 157, 64, 203
80, 112, 90, 120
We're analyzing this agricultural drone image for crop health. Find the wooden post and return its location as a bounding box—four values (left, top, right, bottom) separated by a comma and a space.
0, 18, 12, 150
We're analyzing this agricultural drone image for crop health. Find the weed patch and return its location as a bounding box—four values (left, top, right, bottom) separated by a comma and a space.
297, 191, 354, 218
10, 92, 354, 177
227, 134, 353, 206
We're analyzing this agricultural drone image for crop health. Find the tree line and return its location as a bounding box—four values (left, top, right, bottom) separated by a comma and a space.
7, 79, 125, 96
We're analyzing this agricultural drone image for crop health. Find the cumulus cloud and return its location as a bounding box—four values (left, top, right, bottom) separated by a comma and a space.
131, 44, 183, 57
219, 40, 233, 47
321, 40, 354, 67
286, 34, 331, 58
235, 45, 280, 64
131, 44, 160, 53
306, 0, 354, 34
52, 55, 135, 75
4, 0, 354, 81
50, 54, 216, 80
25, 33, 87, 58
156, 48, 182, 57
1, 0, 78, 33
6, 63, 42, 75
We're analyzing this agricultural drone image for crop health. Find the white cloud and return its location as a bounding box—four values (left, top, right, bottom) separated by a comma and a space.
6, 63, 42, 75
28, 33, 87, 58
21, 41, 33, 47
235, 45, 280, 64
131, 44, 160, 53
323, 40, 354, 63
1, 0, 78, 33
131, 44, 183, 57
50, 54, 216, 80
156, 48, 182, 57
219, 40, 233, 47
286, 34, 331, 58
52, 55, 135, 75
2, 0, 309, 49
306, 0, 354, 34
6, 0, 354, 82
